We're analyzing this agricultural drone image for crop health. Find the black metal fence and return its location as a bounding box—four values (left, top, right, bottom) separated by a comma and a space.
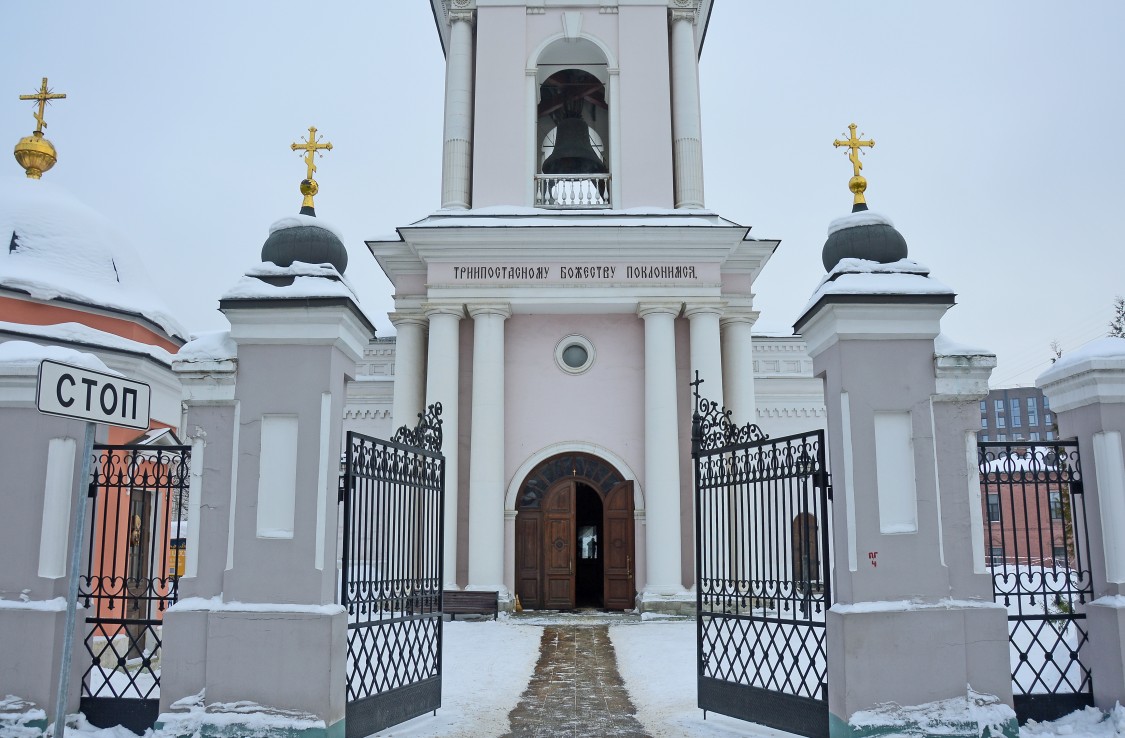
692, 378, 831, 738
79, 443, 190, 733
979, 440, 1093, 723
341, 404, 445, 738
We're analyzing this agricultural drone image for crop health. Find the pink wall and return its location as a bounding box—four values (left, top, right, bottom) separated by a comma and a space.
502, 314, 645, 494
617, 6, 674, 208
473, 7, 532, 207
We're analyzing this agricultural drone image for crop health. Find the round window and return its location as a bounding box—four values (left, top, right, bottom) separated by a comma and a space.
555, 335, 595, 375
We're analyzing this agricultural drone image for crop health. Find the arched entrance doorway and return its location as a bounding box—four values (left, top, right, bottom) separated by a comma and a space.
514, 453, 635, 610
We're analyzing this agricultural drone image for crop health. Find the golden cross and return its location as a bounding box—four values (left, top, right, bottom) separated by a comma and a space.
291, 126, 333, 181
19, 77, 67, 134
833, 123, 874, 178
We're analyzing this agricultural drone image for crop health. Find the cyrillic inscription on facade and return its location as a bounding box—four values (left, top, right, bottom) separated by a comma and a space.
448, 264, 699, 282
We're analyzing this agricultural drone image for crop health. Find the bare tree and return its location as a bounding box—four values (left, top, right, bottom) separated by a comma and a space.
1049, 340, 1063, 364
1110, 295, 1125, 339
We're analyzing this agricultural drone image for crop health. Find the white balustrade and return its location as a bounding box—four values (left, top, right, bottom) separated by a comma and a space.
534, 174, 611, 209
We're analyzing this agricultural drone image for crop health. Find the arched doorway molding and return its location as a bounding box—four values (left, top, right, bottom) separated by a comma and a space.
505, 442, 643, 511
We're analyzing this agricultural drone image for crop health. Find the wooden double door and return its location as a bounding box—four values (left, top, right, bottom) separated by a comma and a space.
516, 478, 635, 610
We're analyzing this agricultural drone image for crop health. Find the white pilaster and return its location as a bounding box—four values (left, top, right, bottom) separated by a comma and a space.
389, 310, 427, 430
669, 8, 704, 209
466, 302, 511, 593
441, 10, 476, 209
638, 302, 684, 595
721, 308, 759, 427
424, 303, 463, 589
685, 301, 725, 411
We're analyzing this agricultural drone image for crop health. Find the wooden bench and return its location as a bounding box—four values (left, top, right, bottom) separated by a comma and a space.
443, 590, 499, 621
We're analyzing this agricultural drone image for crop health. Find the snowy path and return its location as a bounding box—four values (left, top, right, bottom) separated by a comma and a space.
18, 615, 1125, 738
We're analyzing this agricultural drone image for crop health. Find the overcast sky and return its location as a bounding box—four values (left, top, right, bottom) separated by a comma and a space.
4, 2, 1122, 387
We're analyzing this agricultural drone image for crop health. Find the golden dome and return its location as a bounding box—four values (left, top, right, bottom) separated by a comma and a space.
13, 131, 57, 180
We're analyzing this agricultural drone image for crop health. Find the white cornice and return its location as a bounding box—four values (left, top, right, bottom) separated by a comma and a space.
222, 303, 374, 363
798, 300, 952, 361
1038, 359, 1125, 413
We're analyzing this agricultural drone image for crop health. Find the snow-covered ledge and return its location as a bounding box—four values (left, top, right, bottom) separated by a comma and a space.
1036, 337, 1125, 413
933, 333, 997, 401
794, 259, 955, 359
172, 330, 238, 404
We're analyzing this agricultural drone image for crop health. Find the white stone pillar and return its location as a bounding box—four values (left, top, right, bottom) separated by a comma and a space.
685, 302, 725, 411
638, 302, 684, 596
441, 10, 476, 209
424, 304, 463, 589
466, 302, 510, 593
669, 8, 705, 209
720, 307, 759, 427
389, 310, 427, 430
1038, 339, 1125, 711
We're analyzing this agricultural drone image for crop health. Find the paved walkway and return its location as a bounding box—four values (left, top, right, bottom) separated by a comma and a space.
499, 622, 651, 738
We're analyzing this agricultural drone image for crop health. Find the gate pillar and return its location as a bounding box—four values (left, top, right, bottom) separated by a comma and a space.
795, 257, 1015, 736
157, 230, 376, 737
0, 347, 97, 732
1038, 337, 1125, 711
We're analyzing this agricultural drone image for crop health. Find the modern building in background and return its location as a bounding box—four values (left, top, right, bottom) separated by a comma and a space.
978, 386, 1056, 442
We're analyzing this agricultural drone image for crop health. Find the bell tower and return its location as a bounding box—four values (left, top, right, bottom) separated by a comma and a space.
433, 0, 713, 210
373, 0, 773, 615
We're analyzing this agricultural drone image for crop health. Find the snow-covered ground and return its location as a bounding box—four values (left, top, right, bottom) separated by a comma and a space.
14, 617, 1125, 737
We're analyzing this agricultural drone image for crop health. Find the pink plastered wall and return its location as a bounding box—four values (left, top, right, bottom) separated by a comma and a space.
502, 313, 645, 497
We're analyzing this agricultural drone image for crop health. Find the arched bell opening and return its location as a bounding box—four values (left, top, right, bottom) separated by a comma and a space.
534, 38, 611, 208
514, 452, 635, 610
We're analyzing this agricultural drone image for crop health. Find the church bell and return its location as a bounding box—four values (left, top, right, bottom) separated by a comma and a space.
542, 115, 607, 176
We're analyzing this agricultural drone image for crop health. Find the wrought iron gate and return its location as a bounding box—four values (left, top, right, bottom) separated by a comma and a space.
693, 381, 831, 738
80, 442, 190, 733
979, 440, 1093, 723
340, 404, 445, 738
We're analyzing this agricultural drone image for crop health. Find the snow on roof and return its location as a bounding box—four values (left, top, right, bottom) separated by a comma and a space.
1037, 336, 1125, 386
177, 330, 237, 363
268, 213, 345, 242
395, 205, 741, 232
935, 332, 994, 357
221, 261, 362, 302
0, 339, 115, 374
0, 176, 188, 340
0, 320, 175, 366
801, 258, 954, 314
826, 209, 895, 236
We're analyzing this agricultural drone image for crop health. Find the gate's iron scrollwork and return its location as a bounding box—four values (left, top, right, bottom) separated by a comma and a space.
341, 403, 445, 738
979, 440, 1093, 724
692, 375, 831, 738
80, 443, 190, 734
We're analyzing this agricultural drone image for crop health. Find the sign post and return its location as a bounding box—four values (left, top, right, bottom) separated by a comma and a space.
36, 360, 151, 738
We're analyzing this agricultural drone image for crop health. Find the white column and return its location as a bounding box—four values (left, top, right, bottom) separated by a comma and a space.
685, 302, 725, 411
669, 8, 704, 209
424, 304, 463, 589
389, 311, 427, 430
608, 67, 622, 208
638, 302, 684, 594
466, 302, 511, 593
720, 308, 759, 427
441, 10, 475, 209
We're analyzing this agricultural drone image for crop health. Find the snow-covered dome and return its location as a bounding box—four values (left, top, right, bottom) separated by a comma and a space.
822, 209, 908, 272
0, 175, 187, 340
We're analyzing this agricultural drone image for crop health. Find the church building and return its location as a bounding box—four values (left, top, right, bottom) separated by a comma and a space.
358, 0, 826, 613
